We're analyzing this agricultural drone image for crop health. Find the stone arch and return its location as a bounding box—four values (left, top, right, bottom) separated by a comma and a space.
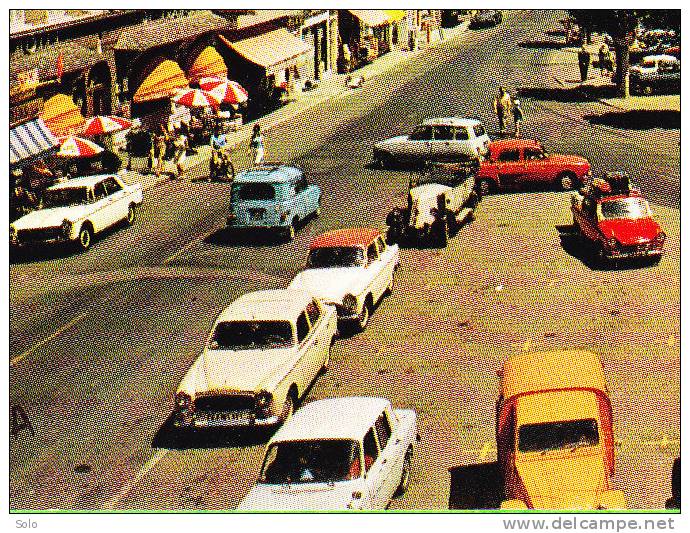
87, 61, 113, 116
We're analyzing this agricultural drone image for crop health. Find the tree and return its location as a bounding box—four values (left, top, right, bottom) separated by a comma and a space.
568, 10, 679, 98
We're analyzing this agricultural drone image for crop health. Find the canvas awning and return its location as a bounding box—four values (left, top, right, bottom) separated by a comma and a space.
40, 94, 85, 137
348, 9, 390, 27
133, 60, 188, 103
219, 29, 311, 77
10, 118, 60, 170
384, 10, 407, 23
187, 46, 228, 83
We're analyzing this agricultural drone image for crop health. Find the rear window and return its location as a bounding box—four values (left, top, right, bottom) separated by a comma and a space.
455, 126, 470, 140
307, 246, 365, 268
473, 124, 486, 137
232, 183, 276, 201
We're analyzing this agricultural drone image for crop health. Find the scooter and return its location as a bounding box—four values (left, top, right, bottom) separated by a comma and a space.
209, 147, 236, 182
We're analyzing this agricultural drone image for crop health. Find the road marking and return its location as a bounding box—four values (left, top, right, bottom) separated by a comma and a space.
103, 448, 169, 509
10, 311, 90, 367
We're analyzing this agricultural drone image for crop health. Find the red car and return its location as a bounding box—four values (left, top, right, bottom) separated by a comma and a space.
571, 176, 665, 264
477, 139, 591, 195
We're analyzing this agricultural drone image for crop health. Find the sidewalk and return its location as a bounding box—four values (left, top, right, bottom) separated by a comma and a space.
119, 20, 470, 190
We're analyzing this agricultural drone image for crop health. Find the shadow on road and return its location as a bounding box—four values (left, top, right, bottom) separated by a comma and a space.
584, 110, 680, 130
518, 40, 568, 49
545, 29, 566, 37
204, 227, 286, 248
518, 85, 617, 103
448, 461, 504, 509
152, 414, 273, 450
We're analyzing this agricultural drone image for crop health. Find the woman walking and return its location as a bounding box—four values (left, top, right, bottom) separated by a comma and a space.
172, 132, 188, 178
250, 124, 265, 165
512, 98, 524, 138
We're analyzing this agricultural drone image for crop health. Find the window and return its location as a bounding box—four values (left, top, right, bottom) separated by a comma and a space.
375, 236, 386, 255
473, 124, 486, 138
409, 126, 432, 141
363, 428, 379, 471
209, 321, 294, 350
232, 183, 276, 201
102, 177, 123, 195
497, 149, 521, 162
455, 126, 470, 140
296, 312, 310, 343
43, 187, 89, 207
306, 300, 320, 325
294, 177, 309, 194
374, 413, 393, 450
433, 125, 454, 141
93, 182, 108, 201
518, 419, 599, 453
367, 242, 378, 265
524, 148, 545, 161
307, 247, 365, 268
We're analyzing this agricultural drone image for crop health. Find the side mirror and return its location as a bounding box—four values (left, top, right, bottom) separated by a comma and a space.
598, 490, 627, 510
500, 499, 528, 510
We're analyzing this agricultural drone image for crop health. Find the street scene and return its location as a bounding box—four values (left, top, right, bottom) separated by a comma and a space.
9, 9, 680, 512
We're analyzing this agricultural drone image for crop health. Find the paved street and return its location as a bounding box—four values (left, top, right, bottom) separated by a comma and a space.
10, 10, 679, 511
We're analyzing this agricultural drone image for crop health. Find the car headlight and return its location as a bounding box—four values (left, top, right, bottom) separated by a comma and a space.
175, 392, 192, 411
343, 294, 358, 313
255, 390, 273, 414
61, 219, 73, 237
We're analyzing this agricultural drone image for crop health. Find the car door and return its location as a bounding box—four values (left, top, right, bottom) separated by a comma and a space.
521, 146, 551, 186
430, 125, 454, 161
295, 311, 319, 392
365, 240, 387, 302
102, 176, 129, 225
375, 236, 396, 296
362, 427, 386, 508
495, 148, 526, 189
293, 175, 310, 220
405, 126, 433, 162
89, 181, 110, 232
575, 196, 600, 243
374, 411, 400, 505
305, 299, 329, 365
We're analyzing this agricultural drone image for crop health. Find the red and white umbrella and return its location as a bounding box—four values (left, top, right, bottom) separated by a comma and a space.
198, 77, 249, 104
57, 136, 104, 158
172, 87, 220, 109
83, 115, 133, 136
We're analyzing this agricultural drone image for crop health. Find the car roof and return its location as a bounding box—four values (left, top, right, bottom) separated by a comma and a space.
234, 165, 302, 184
47, 174, 115, 190
421, 117, 482, 127
309, 228, 381, 249
516, 389, 600, 426
410, 183, 452, 199
270, 397, 392, 443
641, 54, 678, 62
215, 289, 314, 324
501, 350, 607, 400
489, 138, 541, 152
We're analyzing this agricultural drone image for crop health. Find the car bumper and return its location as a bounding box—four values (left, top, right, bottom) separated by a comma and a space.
606, 247, 663, 259
174, 412, 281, 428
226, 220, 289, 230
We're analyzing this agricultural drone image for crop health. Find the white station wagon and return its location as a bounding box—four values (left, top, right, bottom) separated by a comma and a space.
174, 290, 338, 429
10, 173, 143, 251
238, 397, 419, 510
288, 228, 399, 332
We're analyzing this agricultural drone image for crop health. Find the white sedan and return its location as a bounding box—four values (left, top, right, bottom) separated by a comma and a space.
174, 290, 338, 429
238, 397, 419, 510
288, 228, 399, 332
10, 173, 142, 251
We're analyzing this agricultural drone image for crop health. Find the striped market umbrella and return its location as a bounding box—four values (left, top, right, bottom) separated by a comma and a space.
57, 136, 104, 158
172, 87, 220, 109
198, 77, 249, 104
83, 115, 133, 136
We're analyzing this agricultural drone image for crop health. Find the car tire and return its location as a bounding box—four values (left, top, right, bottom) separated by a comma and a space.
557, 172, 577, 191
432, 219, 449, 247
77, 224, 93, 251
126, 204, 137, 226
355, 300, 371, 332
395, 449, 413, 497
478, 179, 493, 197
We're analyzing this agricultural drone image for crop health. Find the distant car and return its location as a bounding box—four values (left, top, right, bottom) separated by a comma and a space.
571, 173, 665, 264
373, 117, 490, 168
497, 350, 626, 510
630, 54, 680, 95
173, 289, 338, 430
10, 173, 142, 251
477, 139, 591, 195
469, 10, 503, 29
288, 228, 399, 331
226, 164, 322, 241
237, 397, 419, 510
386, 163, 479, 247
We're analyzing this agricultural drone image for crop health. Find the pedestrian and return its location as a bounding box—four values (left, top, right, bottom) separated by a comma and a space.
598, 43, 612, 76
578, 45, 591, 82
146, 129, 156, 175
172, 132, 188, 178
155, 125, 168, 177
250, 123, 265, 165
511, 98, 524, 138
492, 86, 512, 134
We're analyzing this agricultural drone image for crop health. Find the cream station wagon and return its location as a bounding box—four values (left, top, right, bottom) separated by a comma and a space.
238, 397, 419, 510
288, 228, 399, 332
10, 173, 143, 251
173, 290, 338, 429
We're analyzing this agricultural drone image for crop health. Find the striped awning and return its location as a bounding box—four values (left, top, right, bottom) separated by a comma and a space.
10, 118, 60, 170
133, 60, 188, 103
348, 9, 390, 27
40, 94, 86, 137
187, 46, 228, 83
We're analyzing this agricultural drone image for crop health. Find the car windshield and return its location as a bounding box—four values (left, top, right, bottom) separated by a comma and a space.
43, 187, 90, 207
307, 246, 365, 268
209, 321, 294, 350
600, 197, 651, 220
518, 419, 600, 453
473, 124, 486, 137
260, 439, 362, 484
232, 183, 276, 201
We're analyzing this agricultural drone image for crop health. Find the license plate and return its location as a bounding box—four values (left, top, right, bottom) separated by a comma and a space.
248, 209, 264, 220
204, 411, 252, 423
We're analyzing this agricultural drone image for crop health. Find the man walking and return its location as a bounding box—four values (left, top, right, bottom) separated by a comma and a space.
512, 98, 524, 138
578, 45, 591, 82
493, 86, 512, 134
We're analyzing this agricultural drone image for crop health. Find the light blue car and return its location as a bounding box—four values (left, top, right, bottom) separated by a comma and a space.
227, 164, 322, 240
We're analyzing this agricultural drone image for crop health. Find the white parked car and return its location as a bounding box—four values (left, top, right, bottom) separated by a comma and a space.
10, 173, 143, 251
237, 397, 419, 510
288, 228, 399, 332
173, 290, 338, 429
373, 117, 490, 168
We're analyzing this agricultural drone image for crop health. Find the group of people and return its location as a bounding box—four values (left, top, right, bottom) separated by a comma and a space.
492, 86, 524, 137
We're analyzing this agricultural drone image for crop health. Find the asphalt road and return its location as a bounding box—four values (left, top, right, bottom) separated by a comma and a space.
10, 10, 680, 511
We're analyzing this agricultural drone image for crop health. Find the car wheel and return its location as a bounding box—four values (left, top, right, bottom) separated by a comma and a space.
557, 172, 577, 191
395, 449, 413, 497
77, 224, 93, 251
126, 204, 136, 226
281, 394, 295, 423
478, 179, 493, 197
355, 300, 371, 332
433, 220, 449, 247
